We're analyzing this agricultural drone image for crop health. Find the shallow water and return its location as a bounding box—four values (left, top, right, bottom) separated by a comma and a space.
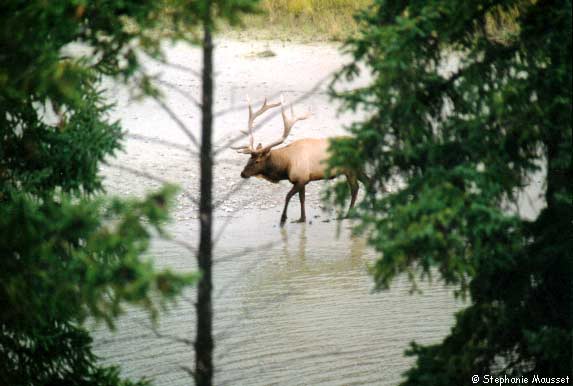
89, 37, 548, 385
93, 209, 462, 386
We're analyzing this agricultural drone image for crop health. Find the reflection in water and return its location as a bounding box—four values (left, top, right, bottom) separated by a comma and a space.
281, 224, 308, 264
92, 210, 462, 386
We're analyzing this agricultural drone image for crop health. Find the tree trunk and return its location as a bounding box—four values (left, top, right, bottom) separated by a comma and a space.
195, 19, 214, 386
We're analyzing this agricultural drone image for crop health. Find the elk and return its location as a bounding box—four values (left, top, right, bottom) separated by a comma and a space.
233, 95, 369, 226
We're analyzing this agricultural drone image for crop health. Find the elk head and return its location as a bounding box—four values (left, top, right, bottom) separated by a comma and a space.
232, 95, 310, 179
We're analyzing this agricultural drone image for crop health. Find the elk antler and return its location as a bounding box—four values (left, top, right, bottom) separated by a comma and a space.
258, 95, 311, 153
231, 95, 281, 154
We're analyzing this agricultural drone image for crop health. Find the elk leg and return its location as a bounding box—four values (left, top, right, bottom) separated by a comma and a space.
358, 171, 372, 193
280, 184, 301, 226
293, 184, 306, 223
348, 175, 359, 214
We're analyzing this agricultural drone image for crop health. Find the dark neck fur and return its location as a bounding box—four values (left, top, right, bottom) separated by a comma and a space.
260, 151, 289, 183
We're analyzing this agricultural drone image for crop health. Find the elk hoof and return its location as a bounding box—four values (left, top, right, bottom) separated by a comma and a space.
292, 218, 306, 224
280, 216, 287, 226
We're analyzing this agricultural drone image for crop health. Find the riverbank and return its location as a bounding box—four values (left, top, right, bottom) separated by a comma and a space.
92, 209, 462, 385
101, 38, 373, 223
220, 0, 370, 42
94, 38, 463, 385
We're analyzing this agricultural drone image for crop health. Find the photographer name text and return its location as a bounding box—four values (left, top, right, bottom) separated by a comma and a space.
472, 374, 570, 385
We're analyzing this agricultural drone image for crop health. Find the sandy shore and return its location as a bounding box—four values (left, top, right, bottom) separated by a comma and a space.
93, 38, 543, 386
100, 36, 543, 225
101, 38, 371, 223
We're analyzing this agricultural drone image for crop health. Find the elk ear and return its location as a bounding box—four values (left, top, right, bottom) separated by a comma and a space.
256, 143, 263, 150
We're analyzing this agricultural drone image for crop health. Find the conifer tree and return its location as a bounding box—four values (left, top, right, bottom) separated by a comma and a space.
330, 1, 572, 383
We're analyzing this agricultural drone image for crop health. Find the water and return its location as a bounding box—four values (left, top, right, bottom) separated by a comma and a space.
91, 37, 545, 384
90, 38, 546, 385
93, 209, 462, 386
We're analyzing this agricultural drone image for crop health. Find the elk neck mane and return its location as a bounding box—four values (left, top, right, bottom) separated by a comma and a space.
256, 146, 291, 183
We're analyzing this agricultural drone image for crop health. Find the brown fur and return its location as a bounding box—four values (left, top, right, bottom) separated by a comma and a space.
240, 137, 367, 226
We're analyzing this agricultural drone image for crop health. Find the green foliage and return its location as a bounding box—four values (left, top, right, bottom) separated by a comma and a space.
329, 0, 572, 382
222, 0, 371, 41
0, 1, 230, 385
263, 0, 368, 15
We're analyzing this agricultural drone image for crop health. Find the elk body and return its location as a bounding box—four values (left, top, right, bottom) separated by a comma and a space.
233, 96, 369, 226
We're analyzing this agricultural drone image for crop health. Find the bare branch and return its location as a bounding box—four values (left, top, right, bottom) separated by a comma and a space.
212, 215, 234, 250
142, 54, 203, 78
213, 179, 249, 209
126, 133, 199, 155
133, 319, 194, 346
213, 237, 286, 302
213, 242, 292, 363
104, 162, 200, 205
179, 365, 197, 380
170, 237, 198, 254
154, 77, 202, 108
214, 240, 277, 265
105, 162, 172, 185
152, 96, 200, 149
209, 182, 250, 249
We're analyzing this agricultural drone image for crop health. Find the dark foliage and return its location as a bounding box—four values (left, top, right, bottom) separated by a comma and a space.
329, 0, 572, 383
0, 1, 204, 385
